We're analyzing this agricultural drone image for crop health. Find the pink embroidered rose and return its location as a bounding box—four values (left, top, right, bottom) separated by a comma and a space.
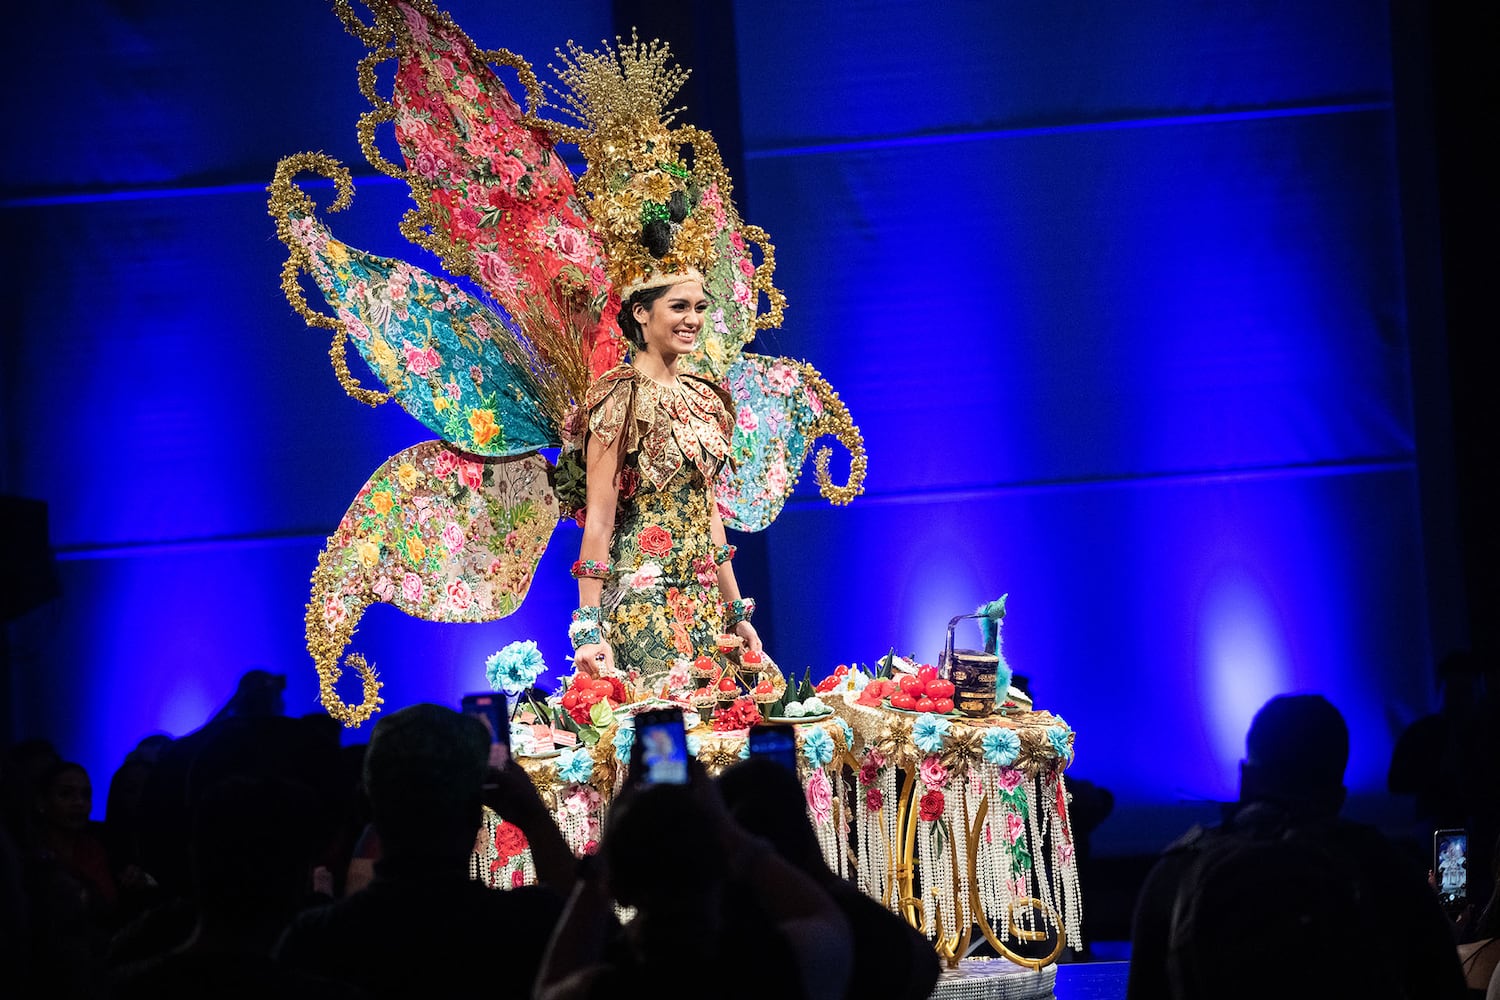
865, 786, 884, 812
338, 308, 372, 341
432, 449, 460, 480
493, 154, 527, 188
459, 460, 484, 489
440, 521, 466, 553
805, 770, 833, 828
401, 572, 423, 603
457, 74, 479, 101
1005, 812, 1025, 844
732, 280, 752, 306
997, 767, 1024, 793
736, 406, 758, 433
504, 530, 520, 551
858, 758, 882, 787
373, 576, 395, 601
323, 595, 346, 628
767, 361, 798, 395
637, 525, 673, 558
729, 231, 746, 253
627, 562, 662, 591
445, 578, 472, 612
402, 341, 440, 376
551, 226, 592, 265
919, 756, 948, 790
414, 148, 441, 180
475, 251, 517, 296
510, 869, 525, 889
437, 58, 456, 81
764, 459, 788, 497
693, 555, 718, 588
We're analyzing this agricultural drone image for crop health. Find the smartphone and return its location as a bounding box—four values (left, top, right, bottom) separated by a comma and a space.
462, 692, 510, 769
1434, 829, 1468, 912
631, 708, 689, 786
747, 723, 799, 774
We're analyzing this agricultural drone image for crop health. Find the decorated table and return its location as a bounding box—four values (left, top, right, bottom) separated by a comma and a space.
469, 669, 1081, 978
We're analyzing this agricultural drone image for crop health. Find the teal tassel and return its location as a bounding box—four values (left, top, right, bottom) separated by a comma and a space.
976, 595, 1008, 655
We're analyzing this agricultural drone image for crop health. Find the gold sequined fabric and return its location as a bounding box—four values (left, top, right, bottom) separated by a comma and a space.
584, 366, 731, 491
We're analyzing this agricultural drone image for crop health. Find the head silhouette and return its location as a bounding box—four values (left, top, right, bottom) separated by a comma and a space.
363, 704, 489, 861
1239, 694, 1348, 818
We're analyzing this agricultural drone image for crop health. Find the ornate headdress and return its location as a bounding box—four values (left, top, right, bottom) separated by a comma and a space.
271, 0, 865, 724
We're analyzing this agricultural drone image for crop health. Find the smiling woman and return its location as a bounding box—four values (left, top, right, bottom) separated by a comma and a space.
571, 275, 764, 690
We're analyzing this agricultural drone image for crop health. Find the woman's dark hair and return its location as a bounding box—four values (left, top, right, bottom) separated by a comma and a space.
618, 284, 673, 351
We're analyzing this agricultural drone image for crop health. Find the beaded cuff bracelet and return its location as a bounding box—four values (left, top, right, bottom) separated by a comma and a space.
571, 559, 612, 579
713, 543, 737, 565
725, 597, 756, 626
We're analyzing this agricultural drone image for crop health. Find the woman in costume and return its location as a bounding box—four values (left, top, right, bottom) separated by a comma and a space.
267, 2, 863, 726
570, 277, 763, 689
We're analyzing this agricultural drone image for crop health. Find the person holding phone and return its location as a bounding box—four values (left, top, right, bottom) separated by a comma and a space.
535, 758, 850, 1000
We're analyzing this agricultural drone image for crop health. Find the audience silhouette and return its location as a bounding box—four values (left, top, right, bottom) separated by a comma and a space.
1127, 693, 1465, 999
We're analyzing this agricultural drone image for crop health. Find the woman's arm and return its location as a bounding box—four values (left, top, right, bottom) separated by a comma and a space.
573, 430, 622, 675
710, 502, 762, 653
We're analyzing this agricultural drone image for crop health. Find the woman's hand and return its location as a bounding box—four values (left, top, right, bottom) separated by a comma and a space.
572, 642, 615, 678
733, 619, 763, 654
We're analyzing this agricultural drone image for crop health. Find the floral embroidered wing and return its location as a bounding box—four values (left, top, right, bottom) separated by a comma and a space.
715, 354, 866, 532
270, 155, 564, 456
333, 0, 621, 393
307, 443, 559, 726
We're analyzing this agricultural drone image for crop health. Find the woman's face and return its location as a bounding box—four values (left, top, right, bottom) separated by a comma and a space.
634, 280, 707, 360
40, 767, 92, 832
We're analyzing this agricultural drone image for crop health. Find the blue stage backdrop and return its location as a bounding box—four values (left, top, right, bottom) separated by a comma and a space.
3, 1, 1443, 853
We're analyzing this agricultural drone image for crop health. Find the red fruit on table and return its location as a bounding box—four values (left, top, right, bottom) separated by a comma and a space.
890, 692, 918, 712
914, 697, 936, 714
898, 674, 925, 695
917, 664, 938, 682
933, 697, 955, 715
926, 679, 955, 699
561, 689, 580, 710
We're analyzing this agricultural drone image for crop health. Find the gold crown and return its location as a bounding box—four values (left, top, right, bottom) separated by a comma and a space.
531, 33, 738, 298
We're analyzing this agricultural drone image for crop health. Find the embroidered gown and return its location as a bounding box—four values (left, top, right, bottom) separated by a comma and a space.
584, 365, 734, 689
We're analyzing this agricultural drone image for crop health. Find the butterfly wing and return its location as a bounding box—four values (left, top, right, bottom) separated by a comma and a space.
307, 441, 560, 725
716, 354, 866, 532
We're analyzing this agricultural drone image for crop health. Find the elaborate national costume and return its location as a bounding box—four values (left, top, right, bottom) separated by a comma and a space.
269, 0, 866, 724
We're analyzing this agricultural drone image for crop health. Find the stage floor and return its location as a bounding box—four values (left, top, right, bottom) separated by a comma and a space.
1052, 961, 1128, 1000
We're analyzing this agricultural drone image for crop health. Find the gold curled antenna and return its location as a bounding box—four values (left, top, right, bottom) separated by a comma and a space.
267, 151, 393, 407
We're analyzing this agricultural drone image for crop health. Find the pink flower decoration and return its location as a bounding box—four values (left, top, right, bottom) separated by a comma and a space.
997, 767, 1024, 793
510, 869, 525, 888
459, 460, 484, 489
445, 578, 472, 612
806, 770, 833, 828
440, 521, 466, 553
401, 572, 423, 603
1005, 812, 1024, 844
736, 406, 758, 433
432, 450, 460, 480
865, 786, 884, 812
918, 755, 948, 791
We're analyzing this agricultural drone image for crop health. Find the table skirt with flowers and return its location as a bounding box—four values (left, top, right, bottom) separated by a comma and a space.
469, 693, 1080, 970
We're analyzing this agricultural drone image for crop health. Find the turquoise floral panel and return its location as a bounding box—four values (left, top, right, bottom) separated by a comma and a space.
716, 353, 824, 532
286, 212, 560, 456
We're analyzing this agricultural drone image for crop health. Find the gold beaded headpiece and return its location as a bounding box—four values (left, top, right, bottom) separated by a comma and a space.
530, 33, 781, 317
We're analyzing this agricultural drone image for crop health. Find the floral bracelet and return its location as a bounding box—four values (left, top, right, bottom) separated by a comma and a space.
571, 559, 612, 580
713, 543, 737, 565
569, 608, 604, 650
725, 597, 756, 626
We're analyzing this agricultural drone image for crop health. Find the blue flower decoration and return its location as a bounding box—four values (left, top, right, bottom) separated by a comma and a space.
1047, 726, 1073, 763
612, 725, 635, 763
486, 639, 547, 695
801, 727, 835, 768
686, 733, 702, 758
982, 728, 1021, 767
912, 713, 952, 754
834, 717, 855, 752
557, 747, 594, 784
